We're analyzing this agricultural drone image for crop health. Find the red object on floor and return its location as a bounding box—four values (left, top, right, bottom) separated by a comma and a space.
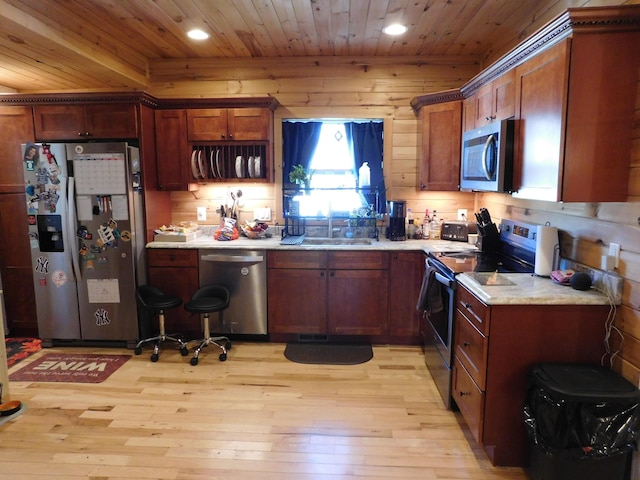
5, 338, 42, 367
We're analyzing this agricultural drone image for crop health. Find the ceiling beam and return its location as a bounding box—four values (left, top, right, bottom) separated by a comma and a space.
0, 0, 149, 89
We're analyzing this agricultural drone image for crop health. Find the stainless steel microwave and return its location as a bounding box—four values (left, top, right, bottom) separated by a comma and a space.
460, 119, 514, 192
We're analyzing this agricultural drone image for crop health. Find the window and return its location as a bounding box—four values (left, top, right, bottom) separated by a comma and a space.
282, 119, 384, 218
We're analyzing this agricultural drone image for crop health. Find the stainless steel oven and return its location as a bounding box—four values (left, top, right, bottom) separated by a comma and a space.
421, 216, 539, 410
422, 257, 457, 409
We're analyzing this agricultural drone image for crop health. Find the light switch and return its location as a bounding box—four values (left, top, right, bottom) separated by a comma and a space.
197, 207, 207, 221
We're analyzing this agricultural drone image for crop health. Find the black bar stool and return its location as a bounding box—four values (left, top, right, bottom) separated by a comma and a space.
184, 284, 232, 366
134, 285, 189, 362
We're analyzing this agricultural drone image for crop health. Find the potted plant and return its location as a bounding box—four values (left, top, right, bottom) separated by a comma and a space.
289, 164, 309, 189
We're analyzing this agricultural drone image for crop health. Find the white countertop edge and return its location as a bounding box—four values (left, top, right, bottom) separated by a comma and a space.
457, 272, 613, 306
146, 236, 474, 253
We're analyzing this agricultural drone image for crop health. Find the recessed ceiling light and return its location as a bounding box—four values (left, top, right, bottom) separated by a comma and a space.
187, 29, 209, 40
382, 24, 408, 36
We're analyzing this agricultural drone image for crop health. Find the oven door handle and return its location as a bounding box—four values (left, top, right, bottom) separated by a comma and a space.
433, 270, 456, 290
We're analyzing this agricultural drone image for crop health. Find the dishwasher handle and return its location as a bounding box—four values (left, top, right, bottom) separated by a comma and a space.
200, 254, 264, 263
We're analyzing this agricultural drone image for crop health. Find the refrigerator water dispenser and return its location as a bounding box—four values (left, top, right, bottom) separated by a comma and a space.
37, 215, 64, 252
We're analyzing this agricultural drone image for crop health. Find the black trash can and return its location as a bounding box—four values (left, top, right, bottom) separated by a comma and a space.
524, 363, 640, 480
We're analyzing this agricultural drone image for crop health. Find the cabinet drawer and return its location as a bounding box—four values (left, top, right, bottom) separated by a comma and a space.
267, 250, 327, 269
328, 251, 389, 270
147, 249, 198, 267
457, 285, 489, 335
453, 357, 484, 445
454, 312, 488, 389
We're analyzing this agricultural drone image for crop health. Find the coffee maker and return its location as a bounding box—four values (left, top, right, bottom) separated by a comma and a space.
386, 201, 406, 241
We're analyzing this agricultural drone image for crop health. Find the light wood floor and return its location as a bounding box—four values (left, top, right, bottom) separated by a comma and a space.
1, 343, 528, 480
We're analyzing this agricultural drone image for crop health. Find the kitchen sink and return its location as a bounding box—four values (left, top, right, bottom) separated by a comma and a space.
301, 238, 373, 246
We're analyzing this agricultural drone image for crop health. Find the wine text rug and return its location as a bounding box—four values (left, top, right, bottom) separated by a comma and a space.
9, 353, 130, 383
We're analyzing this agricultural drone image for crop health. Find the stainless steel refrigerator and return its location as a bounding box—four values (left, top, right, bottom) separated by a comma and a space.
22, 142, 145, 346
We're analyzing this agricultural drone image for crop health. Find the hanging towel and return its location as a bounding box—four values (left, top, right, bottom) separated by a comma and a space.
416, 266, 444, 314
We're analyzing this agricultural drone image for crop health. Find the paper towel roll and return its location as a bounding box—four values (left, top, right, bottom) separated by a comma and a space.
535, 225, 559, 276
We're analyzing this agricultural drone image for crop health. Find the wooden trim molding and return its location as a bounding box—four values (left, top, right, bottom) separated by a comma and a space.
461, 5, 640, 96
0, 92, 280, 111
410, 89, 464, 113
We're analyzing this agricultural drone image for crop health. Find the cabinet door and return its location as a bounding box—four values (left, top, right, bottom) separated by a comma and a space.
267, 268, 327, 333
228, 108, 270, 140
0, 106, 34, 192
473, 70, 515, 126
34, 104, 137, 140
388, 252, 422, 340
84, 103, 138, 138
147, 266, 200, 338
0, 194, 38, 336
154, 109, 191, 190
512, 40, 570, 201
328, 269, 388, 336
187, 109, 227, 141
33, 105, 86, 140
419, 101, 462, 191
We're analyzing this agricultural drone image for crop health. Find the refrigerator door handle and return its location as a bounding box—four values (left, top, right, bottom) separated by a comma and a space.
67, 177, 82, 283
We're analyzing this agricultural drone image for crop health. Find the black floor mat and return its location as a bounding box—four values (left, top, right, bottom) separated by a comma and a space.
284, 343, 373, 365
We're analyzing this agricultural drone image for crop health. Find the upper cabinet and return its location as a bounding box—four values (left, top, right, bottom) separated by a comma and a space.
33, 103, 138, 140
154, 109, 191, 191
187, 108, 270, 141
154, 97, 279, 190
463, 70, 515, 131
460, 5, 640, 202
411, 91, 464, 191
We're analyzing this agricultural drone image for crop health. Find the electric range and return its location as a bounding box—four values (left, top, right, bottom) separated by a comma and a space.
422, 217, 539, 409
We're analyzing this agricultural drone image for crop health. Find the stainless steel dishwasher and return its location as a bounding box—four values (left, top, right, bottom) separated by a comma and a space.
198, 249, 267, 339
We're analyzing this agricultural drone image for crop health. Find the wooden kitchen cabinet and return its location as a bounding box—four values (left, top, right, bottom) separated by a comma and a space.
452, 282, 609, 467
463, 70, 515, 131
267, 250, 389, 338
512, 21, 640, 202
33, 103, 138, 140
0, 194, 39, 336
388, 251, 423, 342
187, 108, 271, 141
327, 251, 389, 336
154, 109, 193, 191
411, 92, 463, 191
146, 249, 200, 338
0, 106, 38, 336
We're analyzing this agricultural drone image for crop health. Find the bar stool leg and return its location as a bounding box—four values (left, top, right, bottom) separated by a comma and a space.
190, 313, 229, 366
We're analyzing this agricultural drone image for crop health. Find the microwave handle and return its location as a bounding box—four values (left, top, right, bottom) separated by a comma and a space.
481, 134, 496, 180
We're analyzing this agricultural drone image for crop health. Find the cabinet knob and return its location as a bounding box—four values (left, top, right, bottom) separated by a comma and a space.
463, 302, 472, 310
463, 342, 471, 347
330, 271, 335, 277
228, 134, 233, 139
320, 271, 325, 277
459, 391, 470, 397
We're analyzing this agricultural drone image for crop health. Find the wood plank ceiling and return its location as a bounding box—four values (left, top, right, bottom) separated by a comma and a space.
0, 0, 633, 93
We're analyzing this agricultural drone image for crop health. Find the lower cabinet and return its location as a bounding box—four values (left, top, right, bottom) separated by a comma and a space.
146, 249, 200, 338
388, 251, 423, 342
267, 250, 389, 337
452, 283, 610, 467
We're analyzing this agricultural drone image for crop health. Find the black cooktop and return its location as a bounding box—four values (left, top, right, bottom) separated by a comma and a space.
429, 250, 534, 275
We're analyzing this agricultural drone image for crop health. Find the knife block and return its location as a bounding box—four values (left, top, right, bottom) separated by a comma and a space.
478, 222, 500, 252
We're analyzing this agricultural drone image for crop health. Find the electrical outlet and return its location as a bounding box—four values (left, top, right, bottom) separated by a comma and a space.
254, 208, 271, 221
197, 207, 207, 221
457, 209, 468, 221
609, 243, 621, 269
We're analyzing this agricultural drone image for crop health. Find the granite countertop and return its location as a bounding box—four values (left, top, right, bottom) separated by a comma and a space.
147, 234, 477, 254
458, 272, 612, 305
